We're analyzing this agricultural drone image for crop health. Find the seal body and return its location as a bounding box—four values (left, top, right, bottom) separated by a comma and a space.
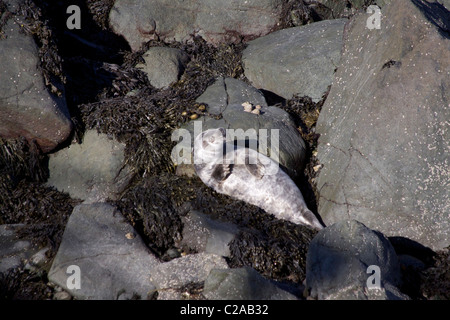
194, 128, 324, 230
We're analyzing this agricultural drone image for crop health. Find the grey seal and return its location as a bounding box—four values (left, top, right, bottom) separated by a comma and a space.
193, 128, 324, 230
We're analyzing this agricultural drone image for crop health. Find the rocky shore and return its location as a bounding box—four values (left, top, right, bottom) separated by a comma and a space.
0, 0, 449, 300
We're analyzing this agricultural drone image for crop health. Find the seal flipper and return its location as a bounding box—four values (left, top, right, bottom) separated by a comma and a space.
211, 163, 232, 181
244, 153, 265, 179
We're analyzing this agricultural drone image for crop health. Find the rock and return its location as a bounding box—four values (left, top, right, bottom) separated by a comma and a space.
316, 0, 389, 18
315, 0, 450, 251
48, 203, 159, 300
136, 47, 189, 89
0, 5, 72, 153
53, 290, 72, 300
180, 210, 239, 257
203, 267, 298, 300
0, 224, 40, 273
24, 247, 50, 272
46, 130, 133, 203
196, 77, 268, 115
173, 77, 307, 179
109, 0, 284, 51
149, 252, 228, 291
305, 220, 405, 300
242, 19, 347, 102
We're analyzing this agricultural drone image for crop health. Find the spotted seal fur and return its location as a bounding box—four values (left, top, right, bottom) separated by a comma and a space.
193, 128, 324, 230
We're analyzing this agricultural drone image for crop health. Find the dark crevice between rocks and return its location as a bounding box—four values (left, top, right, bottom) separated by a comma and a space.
270, 86, 331, 224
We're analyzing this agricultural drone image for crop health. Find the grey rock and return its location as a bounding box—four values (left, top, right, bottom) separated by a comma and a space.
305, 220, 403, 300
109, 0, 284, 51
316, 0, 389, 18
136, 47, 189, 89
53, 290, 72, 300
315, 0, 450, 251
242, 19, 347, 102
0, 224, 40, 273
46, 130, 133, 203
180, 210, 239, 257
0, 4, 72, 153
173, 77, 307, 179
196, 77, 268, 115
149, 252, 228, 290
203, 267, 298, 300
24, 247, 50, 272
48, 203, 159, 300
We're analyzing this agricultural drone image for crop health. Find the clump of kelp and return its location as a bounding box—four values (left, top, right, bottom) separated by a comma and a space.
0, 138, 81, 255
80, 36, 246, 177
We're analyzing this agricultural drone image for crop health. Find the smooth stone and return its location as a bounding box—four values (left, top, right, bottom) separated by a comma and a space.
242, 19, 347, 102
48, 203, 159, 300
203, 267, 298, 300
46, 130, 133, 203
305, 220, 404, 300
136, 47, 190, 89
180, 210, 239, 257
149, 252, 228, 291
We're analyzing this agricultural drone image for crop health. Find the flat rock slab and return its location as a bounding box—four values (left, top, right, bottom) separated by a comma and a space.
149, 252, 228, 291
305, 220, 404, 300
48, 203, 159, 300
203, 266, 298, 300
315, 0, 450, 250
243, 19, 347, 102
47, 130, 133, 203
109, 0, 284, 50
0, 3, 72, 153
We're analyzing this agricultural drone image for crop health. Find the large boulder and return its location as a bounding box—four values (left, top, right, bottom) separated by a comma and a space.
109, 0, 284, 51
315, 0, 450, 250
46, 130, 133, 203
48, 203, 159, 300
242, 19, 347, 102
305, 220, 405, 300
0, 4, 72, 153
